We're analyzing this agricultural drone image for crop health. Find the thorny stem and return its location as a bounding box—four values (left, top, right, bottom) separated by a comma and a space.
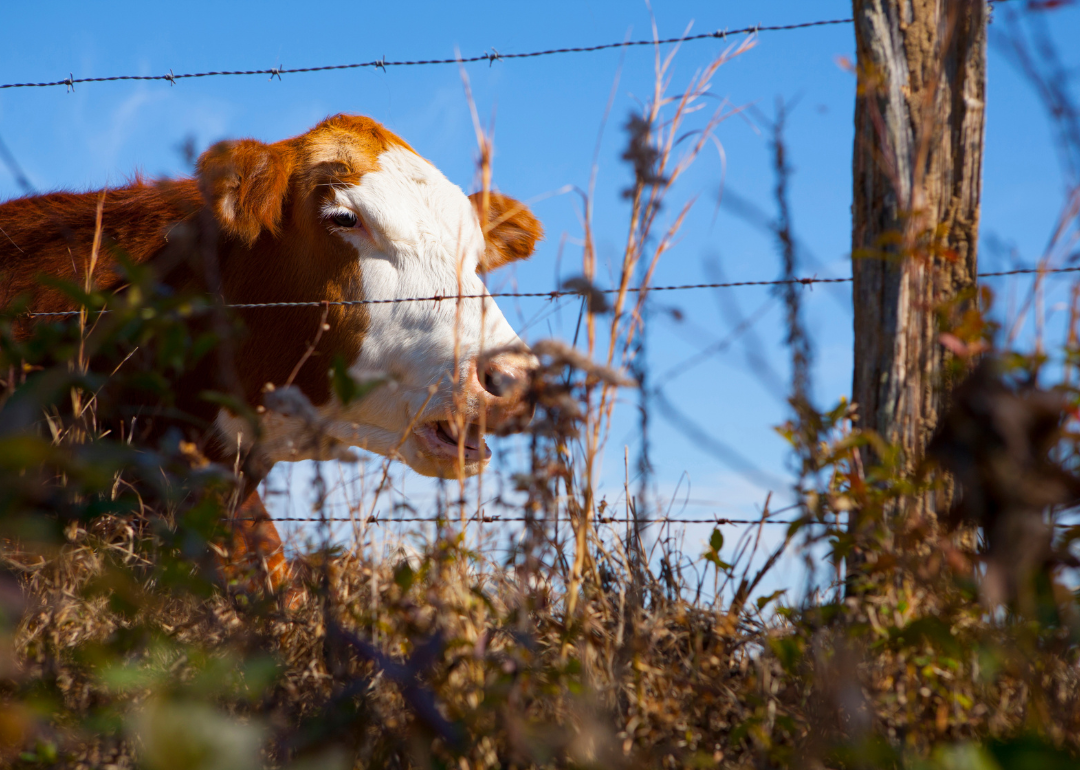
772, 101, 816, 485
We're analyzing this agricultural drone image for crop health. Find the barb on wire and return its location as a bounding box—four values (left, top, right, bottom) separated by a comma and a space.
22, 265, 1080, 318
0, 18, 853, 91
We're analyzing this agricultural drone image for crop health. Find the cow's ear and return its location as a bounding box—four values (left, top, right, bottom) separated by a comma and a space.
470, 192, 543, 272
198, 140, 294, 246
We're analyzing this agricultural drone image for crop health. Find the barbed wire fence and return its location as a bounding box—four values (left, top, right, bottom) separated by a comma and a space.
232, 253, 1080, 529
0, 20, 854, 91
22, 266, 1080, 317
0, 1, 1017, 92
0, 0, 1068, 539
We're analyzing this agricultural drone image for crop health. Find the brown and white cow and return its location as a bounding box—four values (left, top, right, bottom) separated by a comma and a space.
0, 113, 542, 590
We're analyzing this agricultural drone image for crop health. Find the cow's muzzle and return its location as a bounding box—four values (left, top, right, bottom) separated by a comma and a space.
475, 347, 537, 435
409, 345, 537, 474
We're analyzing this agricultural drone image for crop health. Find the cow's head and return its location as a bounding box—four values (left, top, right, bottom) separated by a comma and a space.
199, 114, 541, 478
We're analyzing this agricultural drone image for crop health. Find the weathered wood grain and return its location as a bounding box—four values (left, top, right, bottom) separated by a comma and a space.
851, 0, 987, 522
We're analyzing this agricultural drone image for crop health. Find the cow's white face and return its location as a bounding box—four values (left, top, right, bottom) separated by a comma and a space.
206, 115, 540, 478
319, 146, 534, 476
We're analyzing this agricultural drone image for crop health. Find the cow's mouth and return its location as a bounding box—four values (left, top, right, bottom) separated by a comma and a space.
414, 419, 491, 462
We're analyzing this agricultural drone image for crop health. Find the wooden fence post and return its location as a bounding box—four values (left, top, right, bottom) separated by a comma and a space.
850, 0, 988, 526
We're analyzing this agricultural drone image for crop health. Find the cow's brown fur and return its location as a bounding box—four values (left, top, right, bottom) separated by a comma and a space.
0, 114, 541, 598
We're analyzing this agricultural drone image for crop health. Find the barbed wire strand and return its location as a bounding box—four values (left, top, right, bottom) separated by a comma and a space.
244, 515, 802, 525
0, 0, 1021, 92
248, 500, 813, 526
0, 19, 853, 91
25, 265, 1080, 318
243, 514, 1078, 527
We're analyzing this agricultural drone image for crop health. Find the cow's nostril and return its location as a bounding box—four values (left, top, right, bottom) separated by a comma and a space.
481, 364, 515, 398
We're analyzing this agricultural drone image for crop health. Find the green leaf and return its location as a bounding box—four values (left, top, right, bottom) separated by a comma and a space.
703, 552, 732, 571
0, 435, 56, 468
331, 355, 386, 405
240, 656, 282, 699
709, 528, 724, 553
756, 589, 786, 611
888, 616, 962, 657
394, 561, 414, 591
35, 274, 106, 312
988, 735, 1079, 770
199, 390, 258, 426
768, 636, 804, 674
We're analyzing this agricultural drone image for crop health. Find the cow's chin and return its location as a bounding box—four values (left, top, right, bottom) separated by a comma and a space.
403, 420, 492, 479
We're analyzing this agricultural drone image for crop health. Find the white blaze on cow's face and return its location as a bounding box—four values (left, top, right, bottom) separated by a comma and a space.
321, 146, 535, 476
209, 115, 542, 479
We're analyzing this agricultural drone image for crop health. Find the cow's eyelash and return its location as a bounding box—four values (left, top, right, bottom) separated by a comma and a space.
325, 208, 361, 229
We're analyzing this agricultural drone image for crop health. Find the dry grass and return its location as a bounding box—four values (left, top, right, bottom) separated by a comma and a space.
8, 487, 1080, 770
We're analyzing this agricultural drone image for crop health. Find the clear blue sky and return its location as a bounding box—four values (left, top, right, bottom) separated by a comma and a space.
2, 1, 1078, 566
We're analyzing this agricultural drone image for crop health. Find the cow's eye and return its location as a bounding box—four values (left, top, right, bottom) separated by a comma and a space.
330, 211, 358, 228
